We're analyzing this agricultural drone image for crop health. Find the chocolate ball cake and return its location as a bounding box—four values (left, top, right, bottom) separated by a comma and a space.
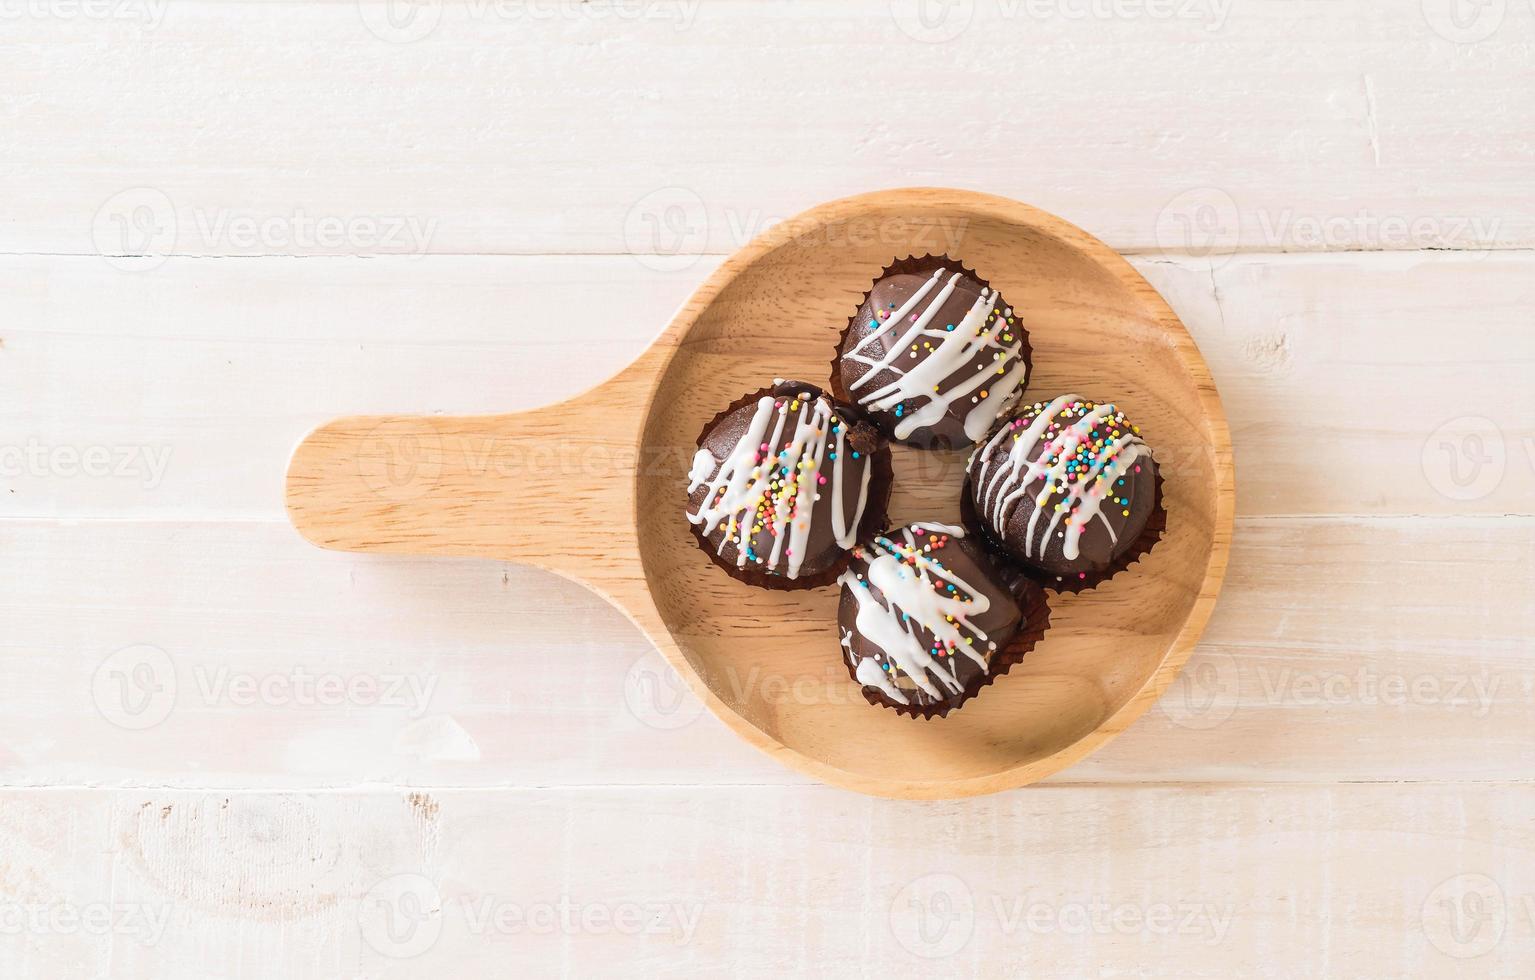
967, 394, 1159, 586
835, 258, 1030, 449
838, 522, 1043, 717
687, 381, 890, 588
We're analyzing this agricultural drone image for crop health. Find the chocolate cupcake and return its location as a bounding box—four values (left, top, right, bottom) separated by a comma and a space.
687, 381, 891, 589
966, 394, 1162, 590
833, 256, 1031, 450
838, 522, 1048, 718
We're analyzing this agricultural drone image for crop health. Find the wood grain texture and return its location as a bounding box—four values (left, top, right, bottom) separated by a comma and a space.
3, 516, 1530, 788
4, 2, 1533, 258
5, 251, 1531, 522
1137, 252, 1535, 517
283, 189, 1235, 798
5, 3, 1533, 973
1, 786, 1532, 978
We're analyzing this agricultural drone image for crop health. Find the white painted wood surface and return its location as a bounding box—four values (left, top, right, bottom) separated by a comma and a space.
4, 2, 1533, 976
6, 1, 1535, 256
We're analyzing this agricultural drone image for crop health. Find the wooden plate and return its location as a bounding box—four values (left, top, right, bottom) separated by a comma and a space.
286, 188, 1234, 799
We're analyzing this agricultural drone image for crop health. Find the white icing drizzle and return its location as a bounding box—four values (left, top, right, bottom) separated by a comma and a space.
855, 657, 909, 705
837, 523, 998, 704
843, 269, 1028, 442
972, 395, 1151, 562
687, 389, 872, 579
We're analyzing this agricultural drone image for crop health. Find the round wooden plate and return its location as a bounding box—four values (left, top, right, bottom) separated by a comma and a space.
286, 188, 1234, 799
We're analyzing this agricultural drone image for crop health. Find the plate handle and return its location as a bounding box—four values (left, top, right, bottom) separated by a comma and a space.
284, 397, 644, 579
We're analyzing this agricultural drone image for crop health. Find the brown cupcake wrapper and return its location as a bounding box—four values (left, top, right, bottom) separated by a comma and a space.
959, 466, 1167, 595
847, 577, 1052, 720
688, 380, 894, 592
828, 254, 1034, 452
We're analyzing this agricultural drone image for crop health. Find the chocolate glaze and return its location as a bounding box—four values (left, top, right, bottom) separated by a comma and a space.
966, 396, 1159, 580
687, 381, 887, 583
835, 258, 1030, 450
837, 523, 1033, 715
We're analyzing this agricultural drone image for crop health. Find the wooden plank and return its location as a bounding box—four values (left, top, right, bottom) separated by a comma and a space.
3, 2, 1531, 258
2, 515, 1530, 788
1071, 515, 1535, 782
5, 251, 1533, 520
0, 254, 703, 519
1136, 253, 1535, 517
0, 784, 1531, 977
0, 518, 802, 789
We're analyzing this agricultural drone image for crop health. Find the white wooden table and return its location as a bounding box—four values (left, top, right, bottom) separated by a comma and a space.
4, 2, 1533, 976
